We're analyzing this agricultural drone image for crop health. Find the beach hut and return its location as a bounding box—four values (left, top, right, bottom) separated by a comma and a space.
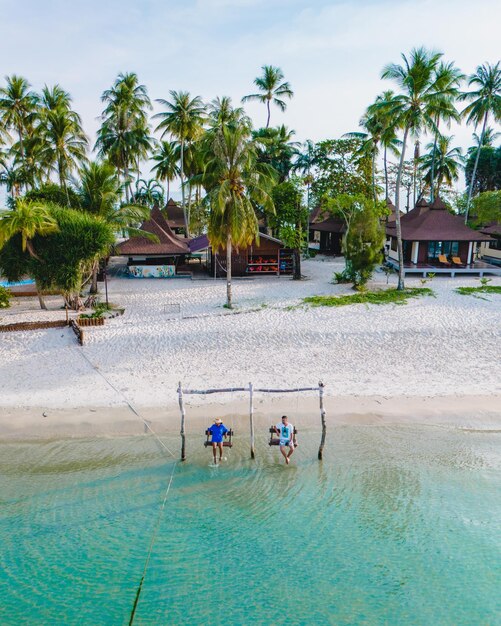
385, 197, 498, 276
116, 206, 190, 277
206, 233, 293, 277
479, 223, 501, 266
309, 206, 345, 255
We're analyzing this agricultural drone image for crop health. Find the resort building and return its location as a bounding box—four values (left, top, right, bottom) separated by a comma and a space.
116, 206, 190, 277
385, 197, 500, 277
479, 223, 501, 267
163, 198, 186, 235
309, 206, 345, 255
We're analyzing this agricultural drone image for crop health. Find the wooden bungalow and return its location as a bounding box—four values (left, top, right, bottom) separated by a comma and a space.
191, 233, 293, 277
116, 206, 190, 277
309, 206, 345, 255
385, 197, 499, 276
479, 223, 501, 266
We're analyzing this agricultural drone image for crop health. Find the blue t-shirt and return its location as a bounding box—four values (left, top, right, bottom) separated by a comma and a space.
208, 423, 228, 443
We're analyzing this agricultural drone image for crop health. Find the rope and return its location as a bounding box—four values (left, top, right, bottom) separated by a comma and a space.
128, 460, 177, 625
75, 346, 176, 458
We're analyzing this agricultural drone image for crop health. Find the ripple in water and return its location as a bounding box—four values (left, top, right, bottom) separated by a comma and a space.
0, 426, 500, 625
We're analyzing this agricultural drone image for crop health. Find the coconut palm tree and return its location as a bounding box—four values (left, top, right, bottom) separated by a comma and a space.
199, 124, 276, 307
0, 199, 59, 308
242, 65, 294, 128
40, 107, 89, 196
0, 75, 38, 177
207, 96, 251, 132
378, 47, 444, 289
460, 62, 501, 223
151, 140, 180, 200
96, 73, 153, 201
154, 91, 206, 235
252, 125, 299, 182
132, 178, 164, 207
420, 135, 464, 196
79, 161, 152, 292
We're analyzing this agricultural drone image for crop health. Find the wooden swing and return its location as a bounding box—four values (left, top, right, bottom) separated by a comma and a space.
204, 428, 234, 448
269, 426, 298, 447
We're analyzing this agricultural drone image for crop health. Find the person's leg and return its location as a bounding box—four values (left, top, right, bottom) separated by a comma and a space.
280, 445, 288, 463
287, 444, 295, 460
218, 442, 223, 460
212, 443, 217, 464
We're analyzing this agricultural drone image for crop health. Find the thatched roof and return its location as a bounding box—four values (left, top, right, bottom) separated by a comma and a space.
117, 206, 190, 255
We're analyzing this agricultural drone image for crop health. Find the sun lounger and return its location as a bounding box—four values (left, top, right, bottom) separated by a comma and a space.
451, 256, 465, 267
438, 254, 451, 266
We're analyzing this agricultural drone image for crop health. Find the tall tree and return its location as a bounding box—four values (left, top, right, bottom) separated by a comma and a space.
0, 75, 38, 184
378, 47, 444, 289
420, 135, 464, 196
151, 141, 180, 200
207, 96, 251, 132
200, 124, 276, 307
96, 72, 152, 202
154, 91, 206, 235
460, 62, 501, 222
242, 65, 294, 128
252, 125, 299, 183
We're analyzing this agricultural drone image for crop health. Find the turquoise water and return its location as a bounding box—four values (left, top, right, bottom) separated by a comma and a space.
0, 425, 499, 625
0, 279, 35, 287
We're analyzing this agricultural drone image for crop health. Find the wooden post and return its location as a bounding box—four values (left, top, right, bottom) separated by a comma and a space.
318, 381, 326, 460
178, 381, 186, 461
249, 382, 255, 459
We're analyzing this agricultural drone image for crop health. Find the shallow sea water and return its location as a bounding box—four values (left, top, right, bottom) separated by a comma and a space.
0, 425, 500, 626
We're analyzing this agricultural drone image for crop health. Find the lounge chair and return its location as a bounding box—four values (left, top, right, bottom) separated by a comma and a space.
452, 256, 465, 267
438, 254, 451, 266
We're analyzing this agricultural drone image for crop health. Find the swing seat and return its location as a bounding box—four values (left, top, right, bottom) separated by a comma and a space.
204, 429, 234, 447
268, 426, 298, 447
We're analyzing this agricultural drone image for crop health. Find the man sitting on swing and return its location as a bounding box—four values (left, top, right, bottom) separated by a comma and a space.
208, 417, 229, 464
274, 415, 295, 465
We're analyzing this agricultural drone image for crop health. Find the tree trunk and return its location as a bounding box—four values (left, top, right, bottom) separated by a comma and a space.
429, 116, 440, 203
226, 234, 232, 308
293, 248, 301, 280
124, 166, 131, 203
36, 282, 47, 310
465, 112, 488, 224
372, 144, 377, 204
394, 125, 409, 291
90, 260, 99, 294
266, 99, 271, 128
384, 145, 389, 200
180, 140, 190, 236
166, 179, 170, 202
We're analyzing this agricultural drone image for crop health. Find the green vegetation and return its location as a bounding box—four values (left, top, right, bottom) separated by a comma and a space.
304, 288, 434, 307
456, 286, 501, 296
0, 285, 10, 308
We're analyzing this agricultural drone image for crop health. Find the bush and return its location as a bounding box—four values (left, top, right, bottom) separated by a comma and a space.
0, 285, 10, 308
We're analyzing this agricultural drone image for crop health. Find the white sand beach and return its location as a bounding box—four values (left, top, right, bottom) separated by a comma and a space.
1, 256, 500, 435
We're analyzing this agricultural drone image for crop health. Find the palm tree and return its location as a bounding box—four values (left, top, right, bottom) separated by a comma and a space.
0, 199, 59, 308
207, 96, 251, 132
472, 126, 500, 147
460, 62, 501, 223
0, 75, 38, 182
154, 91, 206, 235
151, 140, 180, 200
132, 178, 164, 207
79, 161, 151, 292
378, 47, 444, 289
40, 107, 88, 196
96, 73, 152, 202
426, 62, 463, 202
200, 124, 276, 307
252, 124, 299, 183
420, 135, 464, 196
242, 65, 294, 128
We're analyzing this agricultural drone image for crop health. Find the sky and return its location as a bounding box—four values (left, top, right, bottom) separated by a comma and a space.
1, 0, 500, 194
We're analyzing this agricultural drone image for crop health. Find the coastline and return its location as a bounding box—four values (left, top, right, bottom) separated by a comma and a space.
1, 393, 500, 440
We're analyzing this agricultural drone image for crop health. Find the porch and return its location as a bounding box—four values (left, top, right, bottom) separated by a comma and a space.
386, 258, 501, 277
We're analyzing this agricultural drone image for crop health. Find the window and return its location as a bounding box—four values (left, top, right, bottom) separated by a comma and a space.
427, 241, 459, 259
391, 237, 397, 251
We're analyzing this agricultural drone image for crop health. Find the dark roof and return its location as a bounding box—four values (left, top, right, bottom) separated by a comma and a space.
117, 206, 190, 255
480, 223, 501, 237
310, 217, 346, 233
164, 198, 186, 229
386, 198, 404, 223
189, 234, 209, 252
386, 197, 492, 242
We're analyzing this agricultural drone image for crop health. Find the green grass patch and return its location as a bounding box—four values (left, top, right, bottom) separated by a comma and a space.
455, 286, 501, 296
303, 287, 434, 308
